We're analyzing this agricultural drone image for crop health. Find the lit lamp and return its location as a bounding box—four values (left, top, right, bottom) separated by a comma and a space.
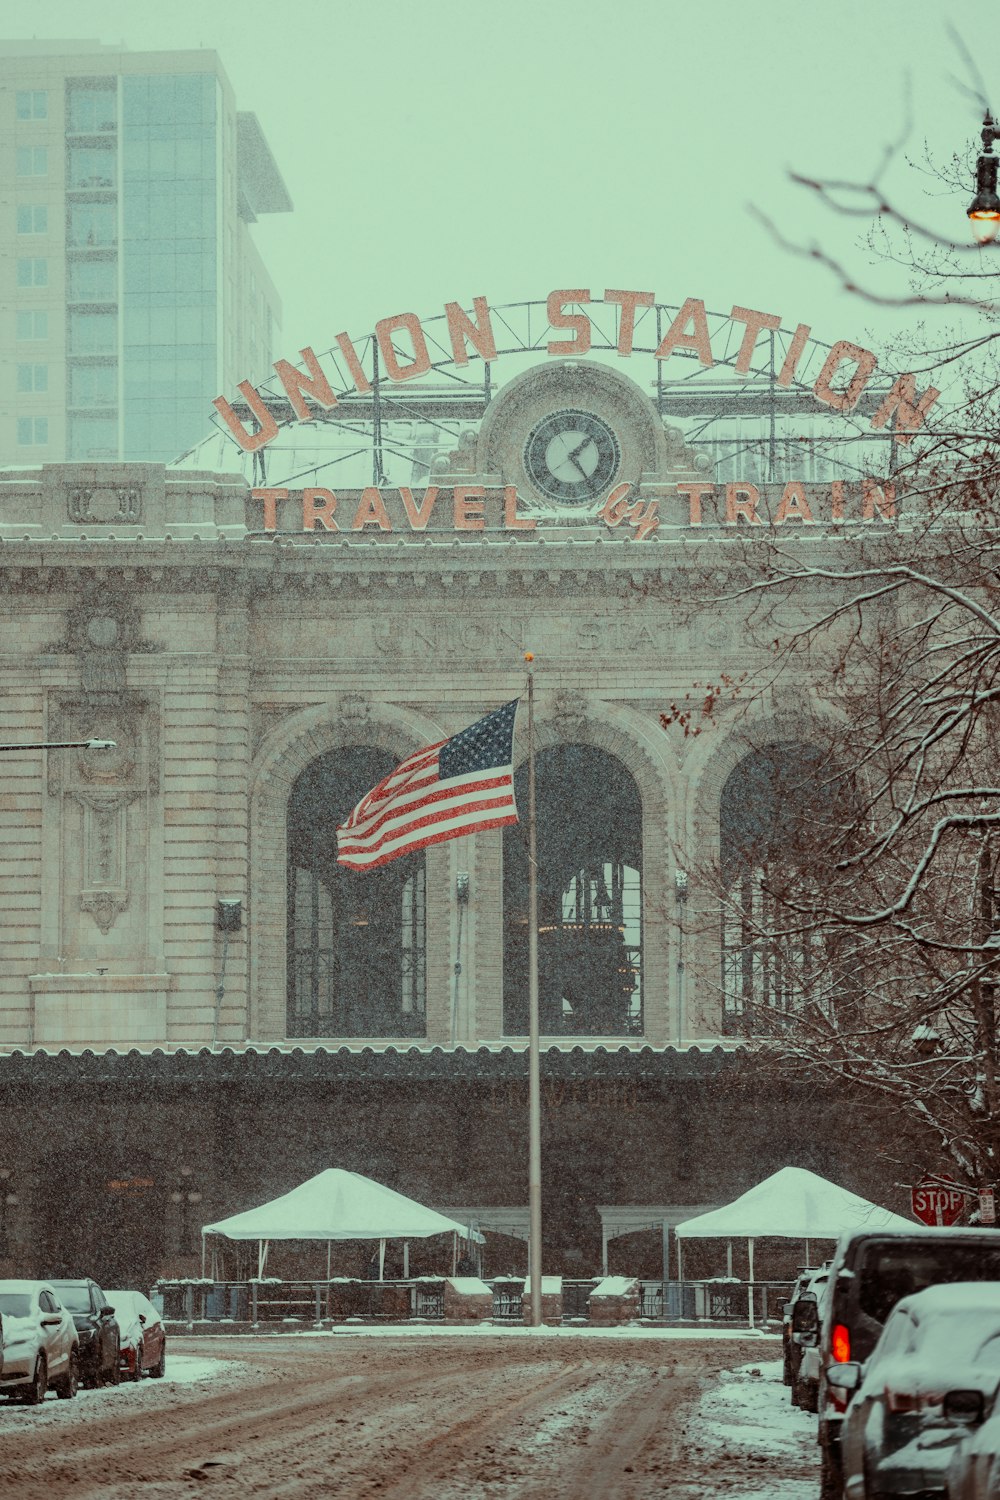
969, 113, 1000, 244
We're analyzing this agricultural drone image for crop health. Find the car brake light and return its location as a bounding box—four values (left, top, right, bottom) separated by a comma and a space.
832, 1324, 851, 1363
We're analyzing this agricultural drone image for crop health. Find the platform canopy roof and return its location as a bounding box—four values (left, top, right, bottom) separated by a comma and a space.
675, 1166, 913, 1241
202, 1168, 482, 1243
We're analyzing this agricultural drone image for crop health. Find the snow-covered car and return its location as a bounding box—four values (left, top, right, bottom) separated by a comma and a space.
48, 1278, 120, 1388
0, 1280, 80, 1404
790, 1266, 830, 1411
108, 1289, 166, 1381
831, 1282, 1000, 1500
817, 1227, 1000, 1500
943, 1384, 1000, 1500
783, 1268, 817, 1384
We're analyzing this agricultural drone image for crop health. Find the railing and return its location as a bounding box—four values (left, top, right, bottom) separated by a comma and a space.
638, 1278, 795, 1326
156, 1275, 795, 1328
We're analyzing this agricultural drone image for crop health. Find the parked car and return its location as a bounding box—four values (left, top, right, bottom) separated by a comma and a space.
830, 1283, 1000, 1499
108, 1289, 166, 1381
48, 1278, 120, 1389
783, 1267, 817, 1384
789, 1265, 830, 1411
0, 1280, 79, 1403
816, 1228, 1000, 1500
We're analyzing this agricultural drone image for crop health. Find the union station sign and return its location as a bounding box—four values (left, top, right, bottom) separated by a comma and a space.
215, 289, 936, 540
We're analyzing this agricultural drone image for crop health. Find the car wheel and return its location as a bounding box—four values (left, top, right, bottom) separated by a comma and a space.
820, 1440, 843, 1500
149, 1340, 165, 1379
131, 1343, 143, 1383
55, 1351, 79, 1400
105, 1340, 120, 1386
22, 1355, 47, 1406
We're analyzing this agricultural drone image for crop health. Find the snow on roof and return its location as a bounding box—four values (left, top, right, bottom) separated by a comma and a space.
676, 1166, 912, 1240
202, 1168, 483, 1243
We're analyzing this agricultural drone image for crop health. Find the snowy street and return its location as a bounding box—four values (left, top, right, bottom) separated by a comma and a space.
0, 1333, 819, 1498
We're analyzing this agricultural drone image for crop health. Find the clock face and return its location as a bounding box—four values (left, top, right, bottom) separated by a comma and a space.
523, 408, 621, 505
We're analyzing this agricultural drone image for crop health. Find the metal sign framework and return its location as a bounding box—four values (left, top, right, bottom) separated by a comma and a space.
176, 300, 902, 494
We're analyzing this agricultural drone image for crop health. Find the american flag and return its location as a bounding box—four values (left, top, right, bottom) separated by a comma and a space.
336, 700, 520, 871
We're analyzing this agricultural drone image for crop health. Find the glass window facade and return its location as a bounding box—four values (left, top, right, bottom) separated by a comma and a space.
69, 310, 117, 354
68, 203, 116, 248
16, 257, 48, 288
66, 82, 117, 133
16, 364, 48, 393
121, 73, 219, 462
17, 417, 48, 446
16, 205, 48, 234
69, 363, 116, 407
16, 90, 48, 120
287, 749, 427, 1038
68, 144, 116, 190
16, 147, 48, 177
503, 746, 643, 1037
69, 259, 116, 302
68, 413, 117, 459
16, 311, 48, 340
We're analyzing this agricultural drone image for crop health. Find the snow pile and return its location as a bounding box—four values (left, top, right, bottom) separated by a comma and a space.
690, 1358, 818, 1499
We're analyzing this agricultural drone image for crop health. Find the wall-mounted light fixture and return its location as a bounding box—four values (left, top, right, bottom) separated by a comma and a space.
216, 898, 242, 932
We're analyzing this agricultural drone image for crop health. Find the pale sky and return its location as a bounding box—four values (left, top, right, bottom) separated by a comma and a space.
9, 0, 999, 369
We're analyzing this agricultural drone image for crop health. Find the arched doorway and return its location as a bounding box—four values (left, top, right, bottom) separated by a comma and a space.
503, 745, 642, 1036
287, 748, 426, 1038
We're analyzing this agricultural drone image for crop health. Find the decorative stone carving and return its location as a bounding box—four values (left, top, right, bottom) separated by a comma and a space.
67, 486, 142, 525
340, 693, 372, 725
79, 888, 129, 936
551, 689, 590, 736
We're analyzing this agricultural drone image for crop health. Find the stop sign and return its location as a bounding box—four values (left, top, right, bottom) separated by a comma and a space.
912, 1174, 966, 1226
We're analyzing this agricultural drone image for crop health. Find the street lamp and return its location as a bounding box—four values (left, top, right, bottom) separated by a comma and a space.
968, 113, 1000, 244
0, 739, 115, 753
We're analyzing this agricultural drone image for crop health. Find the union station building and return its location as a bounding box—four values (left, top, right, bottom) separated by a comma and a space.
0, 313, 930, 1287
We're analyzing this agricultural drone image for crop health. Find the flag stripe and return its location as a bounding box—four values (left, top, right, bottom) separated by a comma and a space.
338, 788, 517, 863
339, 767, 513, 847
336, 700, 520, 871
338, 809, 519, 870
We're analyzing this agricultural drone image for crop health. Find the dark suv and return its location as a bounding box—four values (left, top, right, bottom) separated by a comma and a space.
815, 1227, 1000, 1499
48, 1279, 120, 1389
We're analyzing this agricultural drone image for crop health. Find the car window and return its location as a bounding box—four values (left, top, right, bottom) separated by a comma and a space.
0, 1293, 34, 1317
858, 1245, 1000, 1324
51, 1284, 93, 1313
39, 1291, 56, 1313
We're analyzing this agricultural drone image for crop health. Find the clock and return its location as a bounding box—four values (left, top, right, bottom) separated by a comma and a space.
523, 408, 621, 505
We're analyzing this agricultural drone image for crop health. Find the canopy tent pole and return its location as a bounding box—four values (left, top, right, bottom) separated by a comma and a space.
748, 1238, 755, 1329
805, 1237, 811, 1265
727, 1240, 733, 1277
201, 1232, 207, 1278
403, 1241, 409, 1278
677, 1236, 683, 1284
526, 660, 543, 1329
452, 1230, 458, 1276
327, 1241, 332, 1280
378, 1238, 385, 1281
661, 1221, 669, 1286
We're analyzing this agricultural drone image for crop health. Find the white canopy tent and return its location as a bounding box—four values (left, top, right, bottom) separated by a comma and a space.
202, 1168, 484, 1280
675, 1166, 914, 1326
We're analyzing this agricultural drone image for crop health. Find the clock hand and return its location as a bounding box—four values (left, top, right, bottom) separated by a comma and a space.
566, 437, 592, 481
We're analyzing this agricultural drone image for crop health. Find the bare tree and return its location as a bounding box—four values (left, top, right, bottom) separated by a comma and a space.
673, 474, 1000, 1195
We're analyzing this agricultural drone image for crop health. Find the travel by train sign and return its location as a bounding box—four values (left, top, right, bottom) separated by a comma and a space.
250, 478, 898, 538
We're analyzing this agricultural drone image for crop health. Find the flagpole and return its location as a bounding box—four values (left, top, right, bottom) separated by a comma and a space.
525, 653, 542, 1329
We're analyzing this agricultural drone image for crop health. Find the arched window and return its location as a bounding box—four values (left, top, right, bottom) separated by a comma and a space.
719, 742, 827, 1034
287, 748, 426, 1038
503, 745, 642, 1036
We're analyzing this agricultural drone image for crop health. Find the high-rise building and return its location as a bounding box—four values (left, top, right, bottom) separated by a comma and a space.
1, 41, 290, 465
